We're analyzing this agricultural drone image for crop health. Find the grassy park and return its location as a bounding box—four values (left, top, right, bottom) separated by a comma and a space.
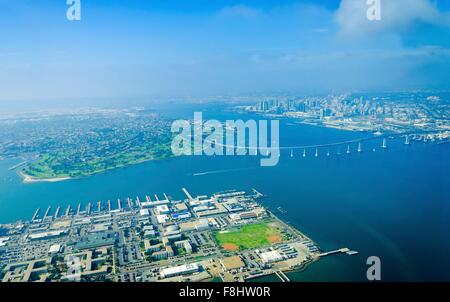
213, 222, 283, 251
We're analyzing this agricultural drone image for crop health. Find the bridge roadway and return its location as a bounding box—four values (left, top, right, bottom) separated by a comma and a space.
203, 129, 440, 151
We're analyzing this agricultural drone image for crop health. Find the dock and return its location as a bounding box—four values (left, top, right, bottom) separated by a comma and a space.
54, 206, 60, 219
182, 188, 194, 201
64, 205, 71, 217
346, 250, 359, 256
107, 200, 111, 212
275, 271, 290, 282
32, 208, 40, 221
318, 248, 358, 257
43, 206, 51, 220
136, 197, 141, 208
252, 188, 264, 198
117, 199, 121, 211
76, 203, 81, 216
277, 207, 287, 214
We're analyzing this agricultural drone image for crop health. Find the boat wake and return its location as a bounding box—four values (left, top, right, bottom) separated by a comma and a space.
192, 167, 255, 176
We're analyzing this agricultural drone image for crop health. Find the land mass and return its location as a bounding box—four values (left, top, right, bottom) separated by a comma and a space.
21, 142, 173, 181
1, 188, 350, 282
0, 108, 174, 182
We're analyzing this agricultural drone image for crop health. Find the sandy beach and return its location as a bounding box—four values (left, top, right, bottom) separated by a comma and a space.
19, 171, 71, 184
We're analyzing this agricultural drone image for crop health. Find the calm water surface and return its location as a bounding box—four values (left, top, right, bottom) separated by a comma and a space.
0, 104, 449, 281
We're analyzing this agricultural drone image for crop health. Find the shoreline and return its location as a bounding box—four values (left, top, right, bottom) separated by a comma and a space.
16, 154, 173, 184
19, 170, 72, 184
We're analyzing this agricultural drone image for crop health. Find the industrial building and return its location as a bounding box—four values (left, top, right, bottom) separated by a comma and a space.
259, 251, 284, 264
160, 263, 200, 279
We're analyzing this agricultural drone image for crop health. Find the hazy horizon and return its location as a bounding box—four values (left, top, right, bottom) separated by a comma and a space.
1, 0, 449, 104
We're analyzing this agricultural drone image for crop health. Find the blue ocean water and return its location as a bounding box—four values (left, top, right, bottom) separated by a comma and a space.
0, 104, 449, 281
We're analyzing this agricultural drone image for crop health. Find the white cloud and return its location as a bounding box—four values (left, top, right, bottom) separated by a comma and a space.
335, 0, 449, 36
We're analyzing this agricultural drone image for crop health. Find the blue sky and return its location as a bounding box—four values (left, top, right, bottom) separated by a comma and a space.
0, 0, 449, 102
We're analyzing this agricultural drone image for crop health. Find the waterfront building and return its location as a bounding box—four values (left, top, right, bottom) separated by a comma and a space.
259, 251, 284, 264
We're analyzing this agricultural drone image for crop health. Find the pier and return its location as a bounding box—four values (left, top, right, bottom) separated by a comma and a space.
54, 206, 60, 219
117, 199, 122, 211
64, 205, 71, 217
76, 203, 81, 216
318, 248, 358, 257
252, 188, 264, 198
43, 206, 51, 220
136, 197, 141, 208
163, 193, 170, 202
182, 188, 194, 201
275, 271, 290, 282
31, 208, 40, 221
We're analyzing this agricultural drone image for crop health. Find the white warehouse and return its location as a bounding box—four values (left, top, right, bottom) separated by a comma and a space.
160, 263, 200, 279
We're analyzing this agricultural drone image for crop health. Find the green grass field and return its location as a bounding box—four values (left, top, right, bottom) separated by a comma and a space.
213, 222, 282, 251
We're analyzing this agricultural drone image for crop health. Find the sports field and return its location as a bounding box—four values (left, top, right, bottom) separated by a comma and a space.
213, 222, 283, 251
